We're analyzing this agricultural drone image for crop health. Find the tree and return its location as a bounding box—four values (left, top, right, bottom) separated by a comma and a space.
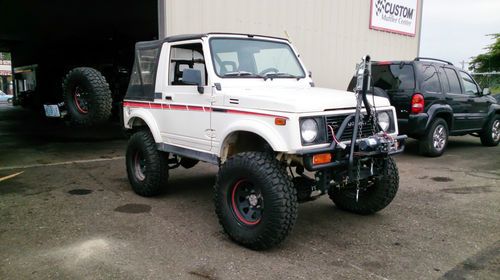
469, 33, 500, 73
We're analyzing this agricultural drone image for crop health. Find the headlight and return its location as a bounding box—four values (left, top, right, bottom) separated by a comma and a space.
301, 119, 318, 143
377, 111, 391, 132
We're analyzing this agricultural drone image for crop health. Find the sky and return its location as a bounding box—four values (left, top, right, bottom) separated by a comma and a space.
419, 0, 500, 70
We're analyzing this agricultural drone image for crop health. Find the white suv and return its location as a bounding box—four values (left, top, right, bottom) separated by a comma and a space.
122, 33, 406, 250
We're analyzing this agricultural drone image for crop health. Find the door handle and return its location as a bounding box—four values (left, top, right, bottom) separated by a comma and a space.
164, 96, 173, 101
445, 97, 453, 101
467, 98, 474, 102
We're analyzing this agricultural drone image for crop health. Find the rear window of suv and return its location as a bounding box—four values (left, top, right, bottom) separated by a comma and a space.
371, 64, 415, 91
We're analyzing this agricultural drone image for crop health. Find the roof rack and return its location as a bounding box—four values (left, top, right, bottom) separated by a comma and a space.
414, 57, 453, 65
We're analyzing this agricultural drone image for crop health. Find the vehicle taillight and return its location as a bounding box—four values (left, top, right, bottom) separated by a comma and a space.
411, 93, 424, 114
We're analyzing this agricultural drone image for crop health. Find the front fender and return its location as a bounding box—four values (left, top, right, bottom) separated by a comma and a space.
484, 103, 500, 128
218, 119, 290, 154
486, 103, 500, 117
125, 108, 162, 143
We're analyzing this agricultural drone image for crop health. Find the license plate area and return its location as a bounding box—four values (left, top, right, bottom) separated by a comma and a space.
43, 104, 61, 118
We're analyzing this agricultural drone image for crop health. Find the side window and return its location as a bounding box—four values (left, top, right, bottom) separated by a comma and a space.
443, 68, 462, 94
168, 43, 206, 86
420, 65, 441, 93
459, 71, 479, 95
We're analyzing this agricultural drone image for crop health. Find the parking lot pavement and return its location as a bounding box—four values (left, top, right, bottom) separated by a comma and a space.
1, 106, 499, 280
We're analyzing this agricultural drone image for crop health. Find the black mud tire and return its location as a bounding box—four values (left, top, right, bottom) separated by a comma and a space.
214, 152, 298, 250
419, 118, 448, 157
62, 67, 112, 127
479, 115, 500, 146
126, 130, 169, 197
329, 157, 399, 215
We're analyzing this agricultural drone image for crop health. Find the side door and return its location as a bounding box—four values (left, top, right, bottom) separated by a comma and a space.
440, 67, 469, 130
155, 40, 213, 152
459, 71, 489, 129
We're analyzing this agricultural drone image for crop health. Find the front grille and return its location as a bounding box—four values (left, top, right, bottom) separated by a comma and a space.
325, 114, 374, 142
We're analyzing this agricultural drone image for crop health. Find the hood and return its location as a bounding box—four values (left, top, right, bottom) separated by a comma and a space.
223, 86, 391, 113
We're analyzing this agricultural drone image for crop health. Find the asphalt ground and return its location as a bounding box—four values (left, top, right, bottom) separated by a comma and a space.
0, 104, 499, 280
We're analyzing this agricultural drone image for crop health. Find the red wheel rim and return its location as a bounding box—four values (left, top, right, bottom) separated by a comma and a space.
73, 86, 89, 114
230, 179, 263, 226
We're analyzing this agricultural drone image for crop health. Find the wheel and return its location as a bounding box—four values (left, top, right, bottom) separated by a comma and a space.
419, 118, 448, 157
7, 98, 12, 104
126, 130, 169, 197
480, 115, 500, 146
214, 152, 298, 250
62, 67, 112, 126
329, 157, 399, 215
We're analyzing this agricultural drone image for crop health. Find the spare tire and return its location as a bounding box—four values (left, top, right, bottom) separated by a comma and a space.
62, 67, 112, 126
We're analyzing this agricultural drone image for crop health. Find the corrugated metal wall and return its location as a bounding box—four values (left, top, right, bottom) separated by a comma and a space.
160, 0, 421, 90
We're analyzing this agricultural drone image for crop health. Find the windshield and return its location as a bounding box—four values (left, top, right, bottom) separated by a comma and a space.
209, 38, 305, 79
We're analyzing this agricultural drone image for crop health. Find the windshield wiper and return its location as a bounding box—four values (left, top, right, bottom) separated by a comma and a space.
222, 71, 262, 78
263, 72, 301, 81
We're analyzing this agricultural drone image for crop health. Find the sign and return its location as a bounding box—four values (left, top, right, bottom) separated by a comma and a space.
370, 0, 418, 36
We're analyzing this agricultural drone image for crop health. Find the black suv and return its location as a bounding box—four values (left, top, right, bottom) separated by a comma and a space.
348, 57, 499, 156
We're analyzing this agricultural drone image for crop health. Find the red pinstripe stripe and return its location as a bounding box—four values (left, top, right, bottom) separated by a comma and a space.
123, 101, 287, 119
187, 105, 204, 111
169, 104, 187, 110
123, 101, 149, 108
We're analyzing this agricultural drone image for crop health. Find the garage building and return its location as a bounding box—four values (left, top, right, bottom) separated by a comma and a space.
0, 0, 422, 121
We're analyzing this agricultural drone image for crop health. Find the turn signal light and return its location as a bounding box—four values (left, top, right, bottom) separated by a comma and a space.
312, 153, 332, 165
275, 117, 287, 126
411, 93, 424, 114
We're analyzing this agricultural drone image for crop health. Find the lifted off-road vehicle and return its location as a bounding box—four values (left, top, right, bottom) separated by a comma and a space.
122, 33, 406, 250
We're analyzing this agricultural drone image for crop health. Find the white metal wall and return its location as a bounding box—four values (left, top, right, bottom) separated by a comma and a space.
159, 0, 422, 90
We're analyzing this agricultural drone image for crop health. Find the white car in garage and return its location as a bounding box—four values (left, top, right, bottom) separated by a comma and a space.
0, 90, 13, 103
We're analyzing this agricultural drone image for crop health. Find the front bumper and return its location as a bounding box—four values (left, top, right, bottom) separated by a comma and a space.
298, 134, 406, 171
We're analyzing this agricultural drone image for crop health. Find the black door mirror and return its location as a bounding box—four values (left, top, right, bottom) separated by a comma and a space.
483, 88, 491, 96
182, 69, 204, 94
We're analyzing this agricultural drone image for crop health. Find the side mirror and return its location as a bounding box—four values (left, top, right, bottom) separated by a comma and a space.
182, 69, 204, 94
483, 88, 491, 96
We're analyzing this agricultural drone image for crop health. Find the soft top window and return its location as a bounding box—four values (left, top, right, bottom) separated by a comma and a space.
125, 42, 161, 101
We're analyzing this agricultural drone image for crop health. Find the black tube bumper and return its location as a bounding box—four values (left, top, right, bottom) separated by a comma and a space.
298, 134, 407, 171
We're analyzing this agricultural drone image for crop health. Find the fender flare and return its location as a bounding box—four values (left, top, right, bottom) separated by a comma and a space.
426, 104, 454, 129
218, 119, 289, 155
126, 109, 162, 143
486, 103, 500, 118
483, 103, 500, 129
